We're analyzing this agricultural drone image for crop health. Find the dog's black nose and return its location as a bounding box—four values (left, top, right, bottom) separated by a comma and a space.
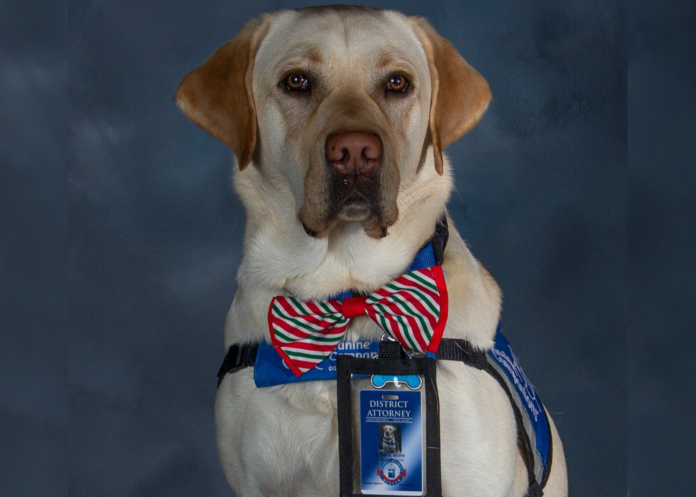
326, 131, 382, 174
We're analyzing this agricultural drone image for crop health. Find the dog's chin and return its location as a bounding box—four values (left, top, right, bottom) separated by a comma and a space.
328, 195, 396, 239
336, 198, 373, 222
299, 185, 397, 239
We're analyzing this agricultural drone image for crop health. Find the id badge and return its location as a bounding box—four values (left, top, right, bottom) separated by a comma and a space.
360, 388, 423, 495
336, 354, 441, 497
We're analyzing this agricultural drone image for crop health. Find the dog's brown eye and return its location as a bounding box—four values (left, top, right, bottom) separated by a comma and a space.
386, 75, 409, 93
283, 73, 310, 92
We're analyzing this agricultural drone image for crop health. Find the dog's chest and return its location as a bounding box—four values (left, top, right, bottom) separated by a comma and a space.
382, 434, 397, 447
216, 362, 520, 496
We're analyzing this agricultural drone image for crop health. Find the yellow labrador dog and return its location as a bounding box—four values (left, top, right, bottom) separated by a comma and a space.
176, 5, 568, 497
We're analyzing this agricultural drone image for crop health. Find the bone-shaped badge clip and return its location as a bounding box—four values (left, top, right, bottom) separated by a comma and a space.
370, 374, 423, 390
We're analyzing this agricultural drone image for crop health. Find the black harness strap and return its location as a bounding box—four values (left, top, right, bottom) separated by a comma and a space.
216, 343, 258, 387
435, 337, 488, 369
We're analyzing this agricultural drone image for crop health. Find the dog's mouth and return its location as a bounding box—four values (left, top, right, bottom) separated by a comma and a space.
328, 168, 382, 223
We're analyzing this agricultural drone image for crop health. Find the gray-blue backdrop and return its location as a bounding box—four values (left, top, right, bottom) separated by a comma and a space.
69, 1, 626, 495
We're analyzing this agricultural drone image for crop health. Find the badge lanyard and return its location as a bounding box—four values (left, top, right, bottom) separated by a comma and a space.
336, 340, 442, 497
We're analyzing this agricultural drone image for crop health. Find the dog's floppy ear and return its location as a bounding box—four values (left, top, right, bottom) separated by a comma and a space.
174, 18, 270, 170
411, 18, 492, 175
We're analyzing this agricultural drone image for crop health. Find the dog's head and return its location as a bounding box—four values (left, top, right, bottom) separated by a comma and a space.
175, 7, 490, 239
382, 425, 397, 438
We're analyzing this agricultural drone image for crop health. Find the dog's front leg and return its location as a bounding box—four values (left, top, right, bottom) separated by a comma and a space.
216, 372, 340, 497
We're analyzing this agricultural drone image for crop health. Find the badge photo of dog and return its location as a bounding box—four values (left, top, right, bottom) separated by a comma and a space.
380, 424, 401, 454
175, 5, 568, 497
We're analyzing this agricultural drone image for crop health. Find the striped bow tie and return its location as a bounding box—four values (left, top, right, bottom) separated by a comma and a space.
268, 266, 449, 376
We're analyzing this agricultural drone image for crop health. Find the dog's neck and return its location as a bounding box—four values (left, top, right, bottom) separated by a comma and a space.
225, 154, 502, 350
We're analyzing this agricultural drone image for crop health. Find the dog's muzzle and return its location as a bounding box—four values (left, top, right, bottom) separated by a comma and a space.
325, 130, 383, 223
